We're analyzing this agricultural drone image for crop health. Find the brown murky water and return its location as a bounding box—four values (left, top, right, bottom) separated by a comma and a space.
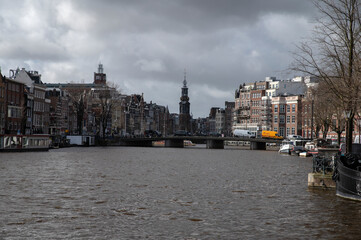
0, 146, 360, 239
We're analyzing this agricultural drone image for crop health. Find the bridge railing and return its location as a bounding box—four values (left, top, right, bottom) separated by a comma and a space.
312, 155, 335, 174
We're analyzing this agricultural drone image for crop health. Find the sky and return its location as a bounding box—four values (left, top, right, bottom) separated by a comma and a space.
0, 0, 317, 117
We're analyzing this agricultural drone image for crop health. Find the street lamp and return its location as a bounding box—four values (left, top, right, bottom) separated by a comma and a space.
358, 119, 361, 144
311, 97, 314, 139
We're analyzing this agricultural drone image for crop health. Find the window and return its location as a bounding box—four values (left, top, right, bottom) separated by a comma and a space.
287, 105, 290, 112
292, 104, 296, 112
280, 115, 285, 124
287, 128, 290, 136
292, 127, 295, 135
280, 105, 285, 113
274, 116, 278, 123
287, 116, 290, 123
292, 116, 295, 123
274, 105, 278, 113
279, 127, 284, 137
274, 127, 278, 132
8, 106, 21, 118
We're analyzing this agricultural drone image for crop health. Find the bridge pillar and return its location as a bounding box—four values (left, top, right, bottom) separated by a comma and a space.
165, 139, 184, 148
206, 139, 224, 149
250, 141, 266, 150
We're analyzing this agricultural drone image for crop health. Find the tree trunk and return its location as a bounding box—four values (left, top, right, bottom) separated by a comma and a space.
315, 126, 321, 139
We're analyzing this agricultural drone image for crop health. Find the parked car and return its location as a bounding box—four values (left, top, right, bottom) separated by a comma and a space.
209, 132, 222, 137
144, 130, 162, 137
174, 130, 191, 136
287, 135, 303, 140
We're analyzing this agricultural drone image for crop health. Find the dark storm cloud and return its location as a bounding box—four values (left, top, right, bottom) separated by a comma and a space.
0, 0, 316, 117
73, 0, 315, 33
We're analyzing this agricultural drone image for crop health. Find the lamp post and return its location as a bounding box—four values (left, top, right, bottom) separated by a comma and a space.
358, 119, 361, 144
311, 98, 314, 140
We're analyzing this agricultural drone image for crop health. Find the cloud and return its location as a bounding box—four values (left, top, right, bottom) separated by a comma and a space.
0, 0, 316, 117
135, 59, 166, 72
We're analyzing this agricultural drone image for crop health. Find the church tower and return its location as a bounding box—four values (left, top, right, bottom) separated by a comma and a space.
179, 71, 191, 132
94, 63, 107, 85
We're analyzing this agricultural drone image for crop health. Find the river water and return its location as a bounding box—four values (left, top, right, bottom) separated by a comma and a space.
0, 146, 361, 239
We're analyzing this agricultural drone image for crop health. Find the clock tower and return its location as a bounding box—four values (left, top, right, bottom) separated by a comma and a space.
179, 71, 191, 132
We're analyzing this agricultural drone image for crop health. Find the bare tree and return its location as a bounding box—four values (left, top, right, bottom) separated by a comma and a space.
331, 107, 346, 145
68, 90, 87, 135
292, 0, 361, 152
94, 83, 121, 140
311, 80, 340, 139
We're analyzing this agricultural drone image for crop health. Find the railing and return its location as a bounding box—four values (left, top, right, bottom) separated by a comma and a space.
313, 155, 335, 174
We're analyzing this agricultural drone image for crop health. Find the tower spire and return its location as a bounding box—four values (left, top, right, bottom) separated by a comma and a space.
183, 69, 187, 87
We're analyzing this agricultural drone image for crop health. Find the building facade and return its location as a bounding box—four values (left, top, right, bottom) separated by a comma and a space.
224, 101, 235, 136
4, 78, 25, 134
233, 77, 312, 135
272, 95, 303, 138
0, 73, 6, 134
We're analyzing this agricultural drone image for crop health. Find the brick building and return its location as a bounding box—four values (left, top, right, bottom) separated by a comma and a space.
272, 95, 303, 138
4, 77, 25, 134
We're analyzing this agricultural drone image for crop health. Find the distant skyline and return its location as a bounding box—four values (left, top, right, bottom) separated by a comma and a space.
0, 0, 317, 117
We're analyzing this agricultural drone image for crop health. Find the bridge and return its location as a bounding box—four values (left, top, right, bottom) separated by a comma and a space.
108, 136, 283, 150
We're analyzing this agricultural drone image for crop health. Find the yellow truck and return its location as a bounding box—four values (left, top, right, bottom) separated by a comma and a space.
261, 130, 284, 139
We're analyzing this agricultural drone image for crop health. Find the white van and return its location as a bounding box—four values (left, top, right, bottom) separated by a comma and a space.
287, 135, 303, 140
233, 129, 254, 138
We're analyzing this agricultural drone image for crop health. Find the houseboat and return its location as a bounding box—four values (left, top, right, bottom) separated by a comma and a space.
0, 134, 50, 152
334, 153, 361, 201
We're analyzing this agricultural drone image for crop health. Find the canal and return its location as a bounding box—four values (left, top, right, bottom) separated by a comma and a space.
0, 146, 360, 239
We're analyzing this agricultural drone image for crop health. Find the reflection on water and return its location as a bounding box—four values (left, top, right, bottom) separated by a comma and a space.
1, 146, 361, 239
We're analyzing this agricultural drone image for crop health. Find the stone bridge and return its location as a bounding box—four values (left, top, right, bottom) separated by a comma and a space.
109, 136, 283, 150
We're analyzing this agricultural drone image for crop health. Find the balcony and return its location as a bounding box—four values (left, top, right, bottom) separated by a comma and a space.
260, 108, 272, 113
239, 106, 250, 110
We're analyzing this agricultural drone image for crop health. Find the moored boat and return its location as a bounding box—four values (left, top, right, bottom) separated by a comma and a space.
279, 139, 306, 155
333, 153, 361, 201
153, 140, 165, 147
184, 140, 195, 146
279, 142, 293, 154
0, 134, 50, 152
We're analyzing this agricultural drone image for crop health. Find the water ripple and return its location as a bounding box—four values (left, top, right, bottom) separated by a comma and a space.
1, 146, 361, 239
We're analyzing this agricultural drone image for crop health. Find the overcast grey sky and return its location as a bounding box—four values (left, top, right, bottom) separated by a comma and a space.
0, 0, 317, 117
